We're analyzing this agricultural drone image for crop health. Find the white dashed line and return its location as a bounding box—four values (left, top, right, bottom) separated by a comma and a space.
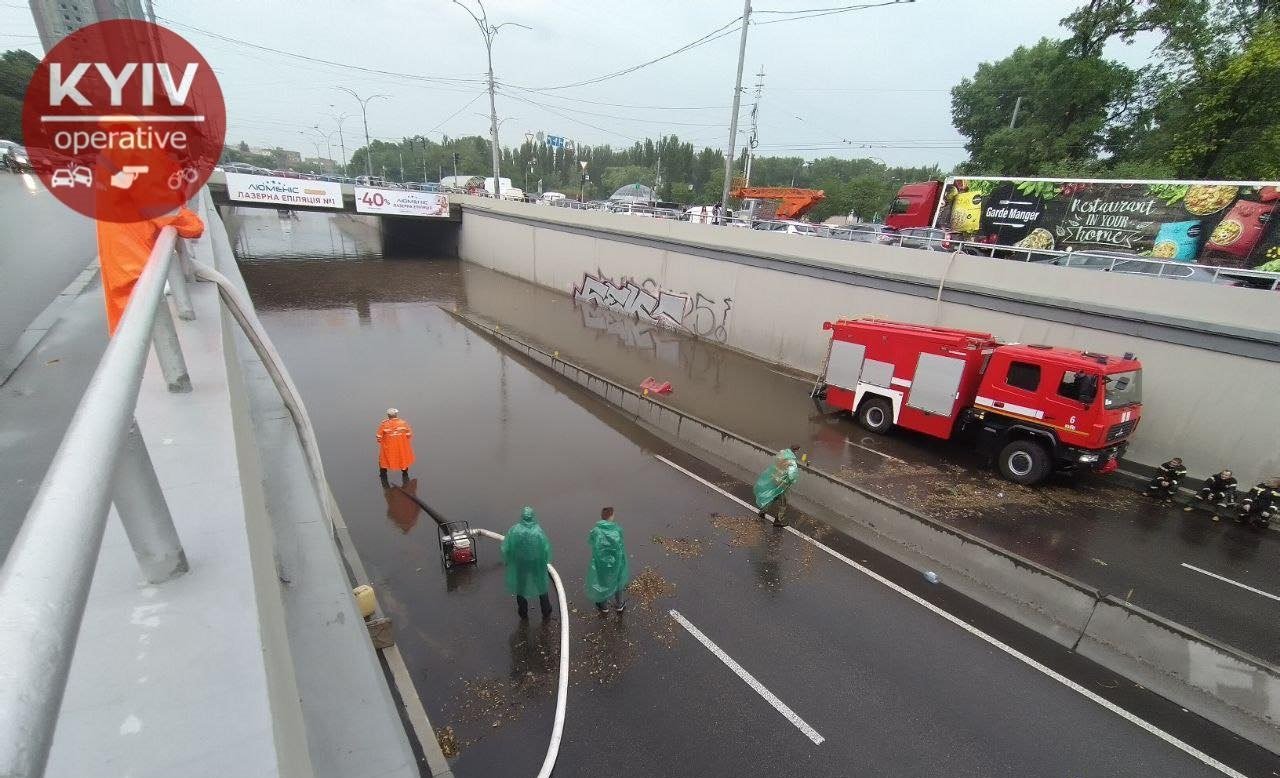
1181, 563, 1280, 603
655, 454, 1248, 778
844, 438, 907, 463
669, 609, 824, 745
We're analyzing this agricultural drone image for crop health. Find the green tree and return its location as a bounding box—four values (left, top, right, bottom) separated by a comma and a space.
0, 50, 39, 142
951, 38, 1136, 175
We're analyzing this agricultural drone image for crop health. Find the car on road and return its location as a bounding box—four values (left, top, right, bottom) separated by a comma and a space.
1, 140, 30, 172
1052, 250, 1252, 286
880, 226, 976, 253
753, 219, 820, 236
828, 223, 893, 243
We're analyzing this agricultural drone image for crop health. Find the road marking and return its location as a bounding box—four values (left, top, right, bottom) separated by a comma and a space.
656, 454, 1248, 778
844, 438, 907, 464
1181, 563, 1280, 603
654, 454, 764, 516
669, 609, 824, 745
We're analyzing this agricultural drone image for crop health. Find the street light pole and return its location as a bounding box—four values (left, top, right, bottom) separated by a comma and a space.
328, 108, 350, 176
336, 87, 388, 179
720, 0, 752, 218
454, 0, 531, 200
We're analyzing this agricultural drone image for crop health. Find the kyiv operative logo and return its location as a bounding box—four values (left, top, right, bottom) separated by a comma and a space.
21, 20, 225, 222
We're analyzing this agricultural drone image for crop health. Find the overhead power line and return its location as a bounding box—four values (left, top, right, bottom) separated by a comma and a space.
514, 15, 744, 92
753, 0, 913, 25
157, 17, 489, 87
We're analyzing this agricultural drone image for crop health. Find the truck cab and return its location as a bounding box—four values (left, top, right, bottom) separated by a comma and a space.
967, 345, 1142, 483
884, 180, 943, 230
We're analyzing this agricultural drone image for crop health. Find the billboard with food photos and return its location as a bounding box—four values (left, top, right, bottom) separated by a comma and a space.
932, 177, 1280, 269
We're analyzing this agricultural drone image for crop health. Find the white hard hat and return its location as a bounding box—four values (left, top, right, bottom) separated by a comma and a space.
386, 408, 398, 417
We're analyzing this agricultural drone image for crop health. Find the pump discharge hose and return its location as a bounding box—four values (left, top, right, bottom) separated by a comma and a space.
193, 255, 572, 778
393, 491, 570, 778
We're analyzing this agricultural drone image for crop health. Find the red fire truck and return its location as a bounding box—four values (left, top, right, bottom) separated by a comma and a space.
815, 318, 1143, 485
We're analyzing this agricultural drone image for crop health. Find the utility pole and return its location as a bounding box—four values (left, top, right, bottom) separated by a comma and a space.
336, 87, 388, 179
1009, 95, 1023, 129
454, 0, 530, 200
720, 0, 752, 220
745, 66, 764, 186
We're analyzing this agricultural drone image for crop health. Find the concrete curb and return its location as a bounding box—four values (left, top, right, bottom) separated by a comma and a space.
453, 310, 1280, 757
0, 261, 99, 386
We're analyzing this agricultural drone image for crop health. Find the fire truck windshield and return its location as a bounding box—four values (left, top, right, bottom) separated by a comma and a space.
1103, 370, 1142, 408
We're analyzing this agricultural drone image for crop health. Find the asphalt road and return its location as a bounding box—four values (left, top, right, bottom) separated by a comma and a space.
456, 264, 1280, 665
0, 173, 96, 358
236, 211, 1277, 777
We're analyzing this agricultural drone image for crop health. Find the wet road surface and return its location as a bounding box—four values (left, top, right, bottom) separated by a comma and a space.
456, 265, 1280, 665
0, 173, 96, 357
236, 210, 1277, 777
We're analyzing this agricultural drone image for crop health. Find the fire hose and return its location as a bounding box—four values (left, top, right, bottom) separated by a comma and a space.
394, 489, 570, 778
190, 256, 570, 777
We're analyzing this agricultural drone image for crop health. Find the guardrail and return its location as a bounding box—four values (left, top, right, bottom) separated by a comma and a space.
458, 192, 1280, 291
0, 224, 195, 777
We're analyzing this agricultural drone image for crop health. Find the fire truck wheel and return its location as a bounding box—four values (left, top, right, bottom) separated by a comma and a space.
857, 397, 894, 434
998, 439, 1051, 485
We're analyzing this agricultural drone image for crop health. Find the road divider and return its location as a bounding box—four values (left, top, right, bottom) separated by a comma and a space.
449, 309, 1280, 758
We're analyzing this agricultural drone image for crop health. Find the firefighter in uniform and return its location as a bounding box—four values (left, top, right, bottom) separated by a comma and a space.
1185, 469, 1237, 519
1146, 457, 1186, 503
1237, 479, 1280, 529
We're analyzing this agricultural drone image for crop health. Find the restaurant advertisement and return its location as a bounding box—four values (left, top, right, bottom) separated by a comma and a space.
933, 177, 1280, 269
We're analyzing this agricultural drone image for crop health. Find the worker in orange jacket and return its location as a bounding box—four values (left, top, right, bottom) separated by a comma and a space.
377, 408, 415, 485
96, 208, 205, 334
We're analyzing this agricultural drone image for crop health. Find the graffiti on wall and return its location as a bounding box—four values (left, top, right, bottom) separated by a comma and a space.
571, 272, 732, 342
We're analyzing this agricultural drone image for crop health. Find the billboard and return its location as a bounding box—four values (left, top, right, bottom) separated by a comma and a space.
934, 178, 1280, 268
224, 172, 343, 209
354, 187, 450, 218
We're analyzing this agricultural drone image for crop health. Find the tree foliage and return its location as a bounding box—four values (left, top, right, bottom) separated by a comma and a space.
952, 0, 1280, 180
0, 50, 38, 142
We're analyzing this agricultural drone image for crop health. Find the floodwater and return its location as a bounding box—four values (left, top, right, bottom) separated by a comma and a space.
232, 209, 1276, 778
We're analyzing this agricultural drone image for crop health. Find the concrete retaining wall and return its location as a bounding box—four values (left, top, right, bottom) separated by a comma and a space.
455, 197, 1280, 488
456, 311, 1280, 757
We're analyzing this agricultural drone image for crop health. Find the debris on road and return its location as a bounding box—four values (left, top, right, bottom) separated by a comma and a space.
653, 534, 705, 558
435, 725, 460, 758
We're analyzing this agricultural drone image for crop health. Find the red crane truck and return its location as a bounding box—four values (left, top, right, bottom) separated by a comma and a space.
814, 318, 1143, 485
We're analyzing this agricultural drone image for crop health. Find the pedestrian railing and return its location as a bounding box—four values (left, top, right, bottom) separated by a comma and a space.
0, 222, 198, 777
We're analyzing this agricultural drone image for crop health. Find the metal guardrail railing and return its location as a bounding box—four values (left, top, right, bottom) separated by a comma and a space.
0, 223, 197, 777
459, 192, 1280, 291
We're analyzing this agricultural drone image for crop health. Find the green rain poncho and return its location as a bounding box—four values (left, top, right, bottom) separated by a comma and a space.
754, 449, 800, 509
501, 507, 553, 598
585, 519, 630, 603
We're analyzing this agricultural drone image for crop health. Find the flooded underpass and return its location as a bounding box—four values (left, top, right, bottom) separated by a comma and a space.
232, 209, 1277, 778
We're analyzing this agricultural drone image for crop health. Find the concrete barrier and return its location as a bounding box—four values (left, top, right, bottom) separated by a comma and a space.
1078, 596, 1280, 754
455, 195, 1280, 491
456, 311, 1280, 756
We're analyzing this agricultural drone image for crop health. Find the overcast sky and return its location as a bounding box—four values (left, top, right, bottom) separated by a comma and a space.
1, 0, 1159, 169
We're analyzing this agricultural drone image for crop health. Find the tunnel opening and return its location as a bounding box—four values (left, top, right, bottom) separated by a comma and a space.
380, 215, 459, 258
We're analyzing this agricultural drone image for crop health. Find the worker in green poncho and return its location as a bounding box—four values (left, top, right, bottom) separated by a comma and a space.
501, 506, 555, 620
755, 445, 801, 528
585, 507, 630, 615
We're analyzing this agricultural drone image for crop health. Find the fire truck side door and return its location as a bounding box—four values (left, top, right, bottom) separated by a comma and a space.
907, 353, 967, 416
825, 340, 866, 390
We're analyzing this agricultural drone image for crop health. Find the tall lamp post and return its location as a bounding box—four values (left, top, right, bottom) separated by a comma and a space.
335, 87, 388, 179
327, 108, 350, 176
453, 0, 531, 200
579, 160, 589, 203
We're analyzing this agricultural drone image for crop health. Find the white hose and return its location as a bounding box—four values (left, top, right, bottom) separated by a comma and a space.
474, 528, 569, 778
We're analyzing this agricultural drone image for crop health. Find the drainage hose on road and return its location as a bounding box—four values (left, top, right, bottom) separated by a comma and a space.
394, 489, 570, 778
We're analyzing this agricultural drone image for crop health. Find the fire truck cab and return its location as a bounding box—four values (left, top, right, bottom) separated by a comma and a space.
817, 318, 1143, 485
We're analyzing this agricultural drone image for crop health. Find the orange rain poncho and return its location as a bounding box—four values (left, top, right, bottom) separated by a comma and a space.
376, 417, 415, 471
96, 209, 205, 334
